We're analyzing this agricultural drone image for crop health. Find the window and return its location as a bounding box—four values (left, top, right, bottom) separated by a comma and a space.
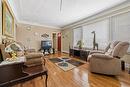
82, 19, 109, 49
111, 12, 130, 52
73, 27, 82, 47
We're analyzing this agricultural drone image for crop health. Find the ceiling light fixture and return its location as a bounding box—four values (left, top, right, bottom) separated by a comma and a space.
60, 0, 63, 11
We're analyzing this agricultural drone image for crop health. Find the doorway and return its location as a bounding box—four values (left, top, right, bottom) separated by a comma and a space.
57, 33, 61, 51
52, 33, 57, 51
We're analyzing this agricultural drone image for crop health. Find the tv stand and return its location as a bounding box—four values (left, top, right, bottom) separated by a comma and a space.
69, 48, 90, 61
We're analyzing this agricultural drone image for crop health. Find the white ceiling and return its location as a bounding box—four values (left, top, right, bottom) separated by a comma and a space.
9, 0, 127, 29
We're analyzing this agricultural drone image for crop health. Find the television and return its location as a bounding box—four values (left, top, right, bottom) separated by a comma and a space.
41, 40, 52, 50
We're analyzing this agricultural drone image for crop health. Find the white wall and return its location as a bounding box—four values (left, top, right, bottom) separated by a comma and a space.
61, 29, 73, 53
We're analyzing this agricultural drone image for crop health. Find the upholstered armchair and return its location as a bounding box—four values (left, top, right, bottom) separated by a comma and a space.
88, 41, 129, 75
16, 42, 44, 67
89, 41, 120, 55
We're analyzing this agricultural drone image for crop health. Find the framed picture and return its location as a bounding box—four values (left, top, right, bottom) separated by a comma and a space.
2, 1, 14, 37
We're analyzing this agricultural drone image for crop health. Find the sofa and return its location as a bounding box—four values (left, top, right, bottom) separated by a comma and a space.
88, 41, 129, 75
0, 42, 44, 67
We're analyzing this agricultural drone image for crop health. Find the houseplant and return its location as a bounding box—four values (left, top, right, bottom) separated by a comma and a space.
77, 40, 84, 49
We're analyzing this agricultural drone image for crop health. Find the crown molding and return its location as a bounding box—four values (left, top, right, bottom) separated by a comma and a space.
62, 1, 130, 29
18, 20, 61, 30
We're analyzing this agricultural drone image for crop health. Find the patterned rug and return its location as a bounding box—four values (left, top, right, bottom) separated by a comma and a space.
49, 57, 85, 71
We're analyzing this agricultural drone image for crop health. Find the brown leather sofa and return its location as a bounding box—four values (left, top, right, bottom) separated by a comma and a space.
88, 41, 129, 75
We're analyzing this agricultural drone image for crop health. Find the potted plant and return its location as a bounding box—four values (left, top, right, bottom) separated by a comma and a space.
77, 40, 84, 49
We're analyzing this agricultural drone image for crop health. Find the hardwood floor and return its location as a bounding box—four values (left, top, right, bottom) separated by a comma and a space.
14, 52, 130, 87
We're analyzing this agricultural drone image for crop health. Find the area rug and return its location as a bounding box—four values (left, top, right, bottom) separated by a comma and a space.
49, 58, 63, 63
49, 58, 85, 71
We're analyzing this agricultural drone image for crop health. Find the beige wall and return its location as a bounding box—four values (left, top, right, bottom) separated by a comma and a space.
0, 0, 2, 44
61, 28, 73, 53
16, 23, 60, 51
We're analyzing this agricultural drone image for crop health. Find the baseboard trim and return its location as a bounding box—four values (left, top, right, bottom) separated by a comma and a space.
62, 50, 69, 54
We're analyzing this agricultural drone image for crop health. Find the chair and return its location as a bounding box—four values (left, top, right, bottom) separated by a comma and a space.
89, 41, 120, 55
87, 41, 129, 75
16, 42, 45, 67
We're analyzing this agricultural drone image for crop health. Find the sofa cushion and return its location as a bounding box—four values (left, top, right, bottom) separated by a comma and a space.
24, 58, 43, 67
91, 53, 113, 59
25, 53, 43, 59
105, 41, 120, 55
112, 42, 129, 58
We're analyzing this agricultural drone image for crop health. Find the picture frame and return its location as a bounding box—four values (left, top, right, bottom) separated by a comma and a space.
2, 1, 14, 38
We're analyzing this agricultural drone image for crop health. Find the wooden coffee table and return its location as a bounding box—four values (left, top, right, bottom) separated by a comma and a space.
23, 65, 48, 87
0, 62, 48, 87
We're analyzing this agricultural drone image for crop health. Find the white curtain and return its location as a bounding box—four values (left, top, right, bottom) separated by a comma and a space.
82, 19, 109, 49
73, 27, 82, 47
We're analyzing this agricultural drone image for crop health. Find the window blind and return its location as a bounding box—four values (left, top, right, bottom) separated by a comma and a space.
82, 19, 109, 49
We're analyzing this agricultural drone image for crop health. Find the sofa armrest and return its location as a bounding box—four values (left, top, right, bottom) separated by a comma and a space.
89, 50, 104, 55
25, 49, 36, 54
91, 53, 113, 60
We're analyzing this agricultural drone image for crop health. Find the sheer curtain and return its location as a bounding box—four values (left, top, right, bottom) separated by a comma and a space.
82, 19, 109, 49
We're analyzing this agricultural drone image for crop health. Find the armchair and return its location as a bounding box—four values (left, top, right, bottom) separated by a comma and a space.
89, 41, 120, 55
88, 41, 129, 75
16, 42, 44, 67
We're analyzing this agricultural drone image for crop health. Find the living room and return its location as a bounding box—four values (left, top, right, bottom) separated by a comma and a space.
0, 0, 130, 87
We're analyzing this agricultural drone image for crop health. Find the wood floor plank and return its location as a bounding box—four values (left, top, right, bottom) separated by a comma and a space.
14, 52, 130, 87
